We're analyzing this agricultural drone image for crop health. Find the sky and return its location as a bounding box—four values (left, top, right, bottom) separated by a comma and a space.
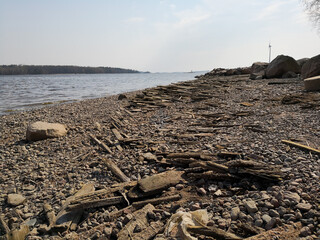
0, 0, 319, 72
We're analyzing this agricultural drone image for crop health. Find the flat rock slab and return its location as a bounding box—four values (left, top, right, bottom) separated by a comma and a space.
138, 170, 184, 193
26, 121, 67, 141
304, 75, 320, 91
7, 193, 26, 206
244, 200, 258, 213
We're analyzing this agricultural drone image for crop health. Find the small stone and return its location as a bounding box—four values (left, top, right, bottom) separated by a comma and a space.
300, 226, 311, 237
190, 203, 201, 211
118, 94, 127, 100
283, 191, 300, 205
175, 184, 184, 190
147, 211, 156, 220
269, 209, 280, 218
214, 189, 223, 196
90, 231, 101, 240
296, 203, 312, 212
103, 227, 112, 237
142, 152, 157, 161
197, 187, 207, 195
244, 200, 258, 213
7, 194, 26, 206
231, 207, 240, 221
254, 219, 263, 227
133, 224, 142, 233
262, 214, 272, 224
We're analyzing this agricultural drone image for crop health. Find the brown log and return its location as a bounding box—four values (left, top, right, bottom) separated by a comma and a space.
89, 133, 112, 154
187, 225, 243, 240
101, 157, 130, 182
132, 194, 182, 209
187, 171, 238, 180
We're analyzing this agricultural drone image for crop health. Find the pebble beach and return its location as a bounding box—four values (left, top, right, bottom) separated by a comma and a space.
0, 73, 319, 239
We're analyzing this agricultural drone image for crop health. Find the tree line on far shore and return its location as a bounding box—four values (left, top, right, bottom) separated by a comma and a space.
0, 65, 140, 75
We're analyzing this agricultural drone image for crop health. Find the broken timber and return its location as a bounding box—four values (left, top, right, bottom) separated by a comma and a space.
89, 133, 112, 154
101, 157, 130, 182
282, 139, 320, 155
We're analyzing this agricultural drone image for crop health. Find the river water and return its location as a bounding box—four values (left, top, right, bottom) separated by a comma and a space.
0, 72, 205, 115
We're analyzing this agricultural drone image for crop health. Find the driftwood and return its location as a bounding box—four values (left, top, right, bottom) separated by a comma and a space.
117, 204, 164, 240
89, 133, 112, 154
132, 194, 182, 209
282, 139, 320, 155
187, 225, 243, 240
188, 171, 238, 180
244, 222, 302, 240
55, 183, 95, 231
101, 157, 130, 182
67, 196, 125, 211
0, 214, 9, 234
0, 225, 29, 240
43, 203, 56, 230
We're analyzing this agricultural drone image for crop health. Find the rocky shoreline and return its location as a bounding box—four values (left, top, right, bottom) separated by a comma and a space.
0, 73, 319, 239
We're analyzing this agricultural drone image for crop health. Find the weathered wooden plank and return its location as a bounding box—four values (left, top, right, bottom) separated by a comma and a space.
89, 133, 112, 154
117, 204, 164, 240
55, 183, 95, 231
132, 194, 182, 209
102, 157, 130, 182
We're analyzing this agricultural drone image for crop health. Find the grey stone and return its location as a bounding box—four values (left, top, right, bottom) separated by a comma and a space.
244, 200, 258, 213
231, 207, 240, 221
301, 54, 320, 79
266, 55, 300, 78
262, 214, 272, 224
269, 209, 280, 218
296, 203, 312, 212
254, 219, 263, 227
283, 191, 300, 205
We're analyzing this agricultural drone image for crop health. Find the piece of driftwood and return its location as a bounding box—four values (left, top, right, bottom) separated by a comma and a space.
166, 152, 213, 160
55, 183, 95, 231
0, 225, 29, 240
244, 222, 302, 240
117, 204, 164, 240
237, 222, 264, 236
281, 139, 320, 155
89, 133, 112, 154
187, 171, 238, 180
0, 214, 9, 234
132, 194, 182, 209
138, 170, 184, 193
187, 225, 243, 240
101, 157, 130, 182
67, 196, 125, 211
43, 203, 56, 229
112, 128, 124, 141
218, 151, 242, 159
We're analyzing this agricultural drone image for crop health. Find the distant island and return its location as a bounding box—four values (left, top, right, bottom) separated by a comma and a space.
0, 65, 141, 75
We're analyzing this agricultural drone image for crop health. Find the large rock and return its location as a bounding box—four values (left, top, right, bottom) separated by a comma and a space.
266, 55, 300, 79
26, 121, 67, 141
297, 58, 309, 68
301, 54, 320, 79
250, 62, 268, 80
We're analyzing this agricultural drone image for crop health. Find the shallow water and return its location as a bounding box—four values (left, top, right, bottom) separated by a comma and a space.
0, 72, 205, 115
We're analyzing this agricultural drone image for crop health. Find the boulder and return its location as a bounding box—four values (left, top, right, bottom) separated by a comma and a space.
250, 62, 268, 80
26, 121, 67, 141
266, 55, 300, 79
304, 75, 320, 91
282, 71, 298, 78
297, 58, 310, 68
301, 54, 320, 79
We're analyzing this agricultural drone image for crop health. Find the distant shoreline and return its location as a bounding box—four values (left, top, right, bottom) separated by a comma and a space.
0, 64, 143, 75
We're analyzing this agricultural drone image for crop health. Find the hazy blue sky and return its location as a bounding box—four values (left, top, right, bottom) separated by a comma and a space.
1, 0, 319, 72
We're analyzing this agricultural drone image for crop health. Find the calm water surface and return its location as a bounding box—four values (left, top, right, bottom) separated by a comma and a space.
0, 72, 205, 115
